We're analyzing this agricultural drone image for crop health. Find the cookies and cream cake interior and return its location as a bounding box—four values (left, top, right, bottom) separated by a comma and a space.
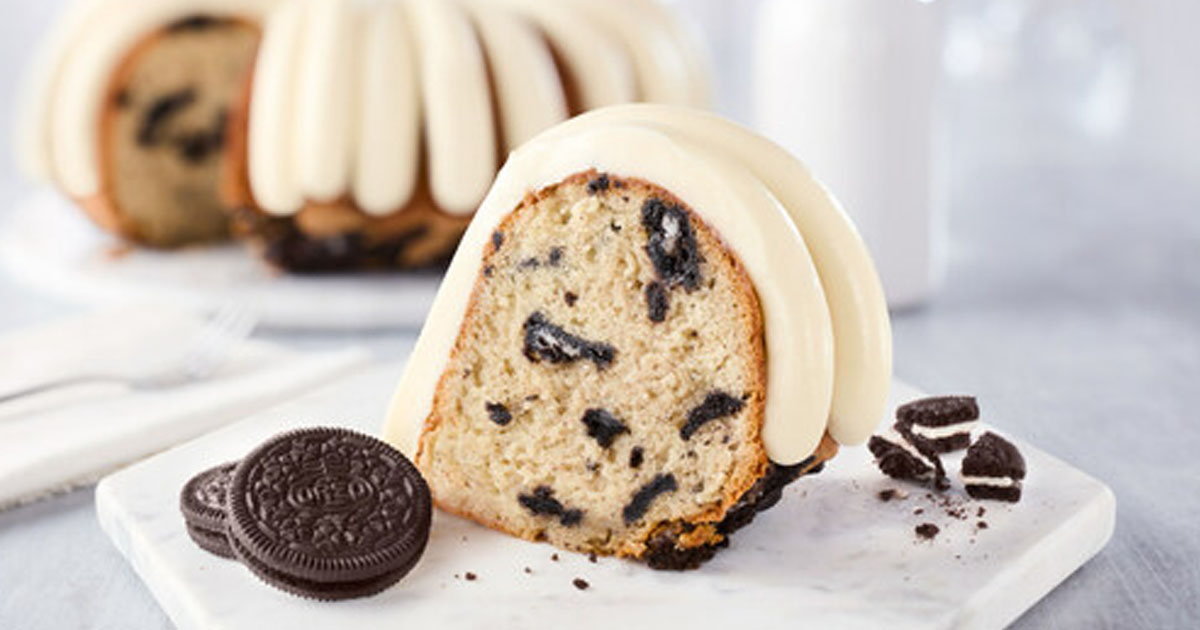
18, 0, 708, 268
383, 105, 892, 566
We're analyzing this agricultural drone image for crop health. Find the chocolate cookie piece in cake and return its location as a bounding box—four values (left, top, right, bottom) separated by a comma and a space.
869, 427, 949, 491
522, 312, 615, 368
896, 396, 980, 453
581, 409, 630, 448
518, 486, 585, 526
962, 432, 1026, 502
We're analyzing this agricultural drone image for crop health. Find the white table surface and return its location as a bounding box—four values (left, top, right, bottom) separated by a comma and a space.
2, 1, 1199, 628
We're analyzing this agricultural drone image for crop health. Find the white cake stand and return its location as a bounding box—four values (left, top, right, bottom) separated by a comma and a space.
0, 191, 442, 331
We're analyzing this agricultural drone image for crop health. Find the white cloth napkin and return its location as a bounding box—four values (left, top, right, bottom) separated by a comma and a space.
0, 305, 372, 509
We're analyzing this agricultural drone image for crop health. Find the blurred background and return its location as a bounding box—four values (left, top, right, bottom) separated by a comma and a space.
2, 0, 1198, 628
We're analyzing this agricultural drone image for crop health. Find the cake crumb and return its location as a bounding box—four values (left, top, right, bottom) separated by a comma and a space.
915, 523, 940, 540
914, 508, 924, 515
523, 567, 532, 574
588, 553, 598, 563
465, 572, 477, 581
551, 553, 559, 562
978, 521, 989, 530
878, 488, 907, 502
572, 578, 590, 591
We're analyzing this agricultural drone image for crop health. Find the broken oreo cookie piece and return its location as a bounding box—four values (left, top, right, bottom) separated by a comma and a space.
486, 402, 513, 426
868, 427, 949, 491
522, 312, 615, 369
581, 408, 630, 448
896, 395, 979, 453
645, 281, 669, 323
680, 391, 745, 440
518, 486, 585, 526
623, 474, 678, 524
642, 198, 702, 291
962, 432, 1026, 503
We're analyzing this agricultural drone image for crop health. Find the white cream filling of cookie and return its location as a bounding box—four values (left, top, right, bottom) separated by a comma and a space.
882, 429, 937, 472
962, 475, 1020, 488
910, 421, 978, 440
385, 105, 892, 465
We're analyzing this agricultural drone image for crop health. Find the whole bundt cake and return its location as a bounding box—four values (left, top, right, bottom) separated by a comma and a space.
18, 0, 708, 270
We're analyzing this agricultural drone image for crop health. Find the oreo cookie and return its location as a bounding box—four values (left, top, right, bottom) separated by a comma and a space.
226, 428, 431, 601
187, 523, 235, 560
896, 396, 979, 453
868, 427, 949, 491
179, 462, 237, 560
962, 432, 1026, 502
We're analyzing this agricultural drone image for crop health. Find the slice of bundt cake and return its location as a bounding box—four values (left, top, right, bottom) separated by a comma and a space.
384, 105, 893, 568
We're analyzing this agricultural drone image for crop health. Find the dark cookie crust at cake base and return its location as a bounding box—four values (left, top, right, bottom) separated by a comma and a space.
229, 204, 464, 273
644, 435, 837, 571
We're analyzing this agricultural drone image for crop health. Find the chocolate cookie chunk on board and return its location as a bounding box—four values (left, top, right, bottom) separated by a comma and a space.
179, 462, 238, 559
868, 427, 949, 491
226, 428, 432, 600
962, 432, 1027, 502
896, 396, 980, 453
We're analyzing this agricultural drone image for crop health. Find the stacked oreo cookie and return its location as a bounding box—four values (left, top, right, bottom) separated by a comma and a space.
180, 462, 238, 559
868, 396, 1026, 502
178, 427, 432, 600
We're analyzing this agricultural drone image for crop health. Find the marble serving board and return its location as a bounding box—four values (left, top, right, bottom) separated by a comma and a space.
95, 365, 1115, 630
0, 191, 440, 331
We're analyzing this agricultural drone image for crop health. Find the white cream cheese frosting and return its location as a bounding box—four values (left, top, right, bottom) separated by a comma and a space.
383, 104, 893, 466
18, 0, 707, 218
353, 0, 420, 216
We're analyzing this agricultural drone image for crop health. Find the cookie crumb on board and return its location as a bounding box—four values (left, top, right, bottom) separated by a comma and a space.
915, 523, 940, 540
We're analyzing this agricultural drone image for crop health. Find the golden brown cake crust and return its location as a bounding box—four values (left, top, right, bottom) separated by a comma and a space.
413, 170, 837, 567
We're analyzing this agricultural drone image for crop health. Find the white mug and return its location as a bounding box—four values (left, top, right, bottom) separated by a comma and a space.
752, 0, 948, 309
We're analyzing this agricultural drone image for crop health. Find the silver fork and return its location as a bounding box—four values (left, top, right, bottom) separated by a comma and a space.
0, 303, 258, 405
